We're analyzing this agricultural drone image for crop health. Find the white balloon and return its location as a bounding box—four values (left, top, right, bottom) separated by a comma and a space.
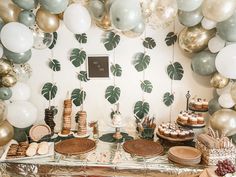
201, 17, 217, 30
7, 101, 37, 128
218, 93, 235, 108
63, 4, 91, 34
11, 82, 31, 101
0, 44, 3, 58
0, 22, 33, 53
176, 0, 203, 12
208, 35, 226, 53
216, 81, 233, 96
215, 44, 236, 79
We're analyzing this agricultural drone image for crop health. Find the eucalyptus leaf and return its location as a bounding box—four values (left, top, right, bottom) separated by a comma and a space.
70, 48, 86, 67
134, 101, 149, 119
167, 62, 184, 80
77, 71, 89, 82
133, 52, 150, 72
163, 92, 174, 106
165, 32, 177, 46
41, 82, 57, 101
143, 37, 156, 49
49, 59, 61, 71
75, 33, 87, 44
110, 64, 122, 77
48, 32, 58, 49
105, 85, 121, 104
141, 80, 153, 93
71, 88, 86, 107
102, 31, 120, 51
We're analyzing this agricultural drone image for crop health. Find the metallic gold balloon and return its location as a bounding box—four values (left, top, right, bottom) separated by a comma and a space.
0, 0, 21, 23
0, 59, 13, 76
96, 14, 111, 31
0, 100, 6, 123
210, 109, 236, 136
36, 8, 60, 33
1, 73, 17, 87
0, 120, 14, 146
178, 24, 216, 54
210, 72, 229, 89
230, 82, 236, 103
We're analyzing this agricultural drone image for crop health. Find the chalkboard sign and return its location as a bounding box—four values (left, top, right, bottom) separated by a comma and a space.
87, 55, 110, 78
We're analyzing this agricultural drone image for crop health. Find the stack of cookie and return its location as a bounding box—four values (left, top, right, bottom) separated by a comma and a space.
44, 107, 55, 133
61, 99, 72, 135
76, 111, 87, 136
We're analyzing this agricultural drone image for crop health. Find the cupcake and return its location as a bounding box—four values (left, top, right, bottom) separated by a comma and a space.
202, 99, 208, 109
189, 98, 196, 107
195, 98, 202, 109
179, 131, 186, 138
158, 126, 165, 135
183, 131, 190, 137
164, 130, 170, 137
197, 114, 204, 124
189, 130, 194, 136
189, 116, 197, 125
170, 131, 178, 138
180, 114, 188, 124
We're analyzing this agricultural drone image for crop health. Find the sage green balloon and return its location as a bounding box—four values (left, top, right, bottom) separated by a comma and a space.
178, 7, 203, 27
177, 0, 203, 12
4, 48, 32, 64
18, 10, 35, 27
110, 0, 142, 30
217, 12, 236, 42
0, 17, 4, 32
12, 0, 38, 10
88, 0, 105, 20
0, 87, 12, 100
191, 51, 217, 76
39, 0, 69, 14
208, 97, 222, 115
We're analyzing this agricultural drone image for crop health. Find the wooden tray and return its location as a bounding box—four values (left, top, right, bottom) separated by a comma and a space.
55, 138, 96, 155
123, 139, 164, 158
156, 131, 194, 142
177, 119, 205, 128
29, 124, 51, 141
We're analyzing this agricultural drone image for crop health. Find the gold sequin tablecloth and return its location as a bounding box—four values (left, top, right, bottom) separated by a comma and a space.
0, 137, 204, 177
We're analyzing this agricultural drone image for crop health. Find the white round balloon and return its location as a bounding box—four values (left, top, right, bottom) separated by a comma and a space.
0, 22, 33, 53
208, 35, 226, 53
201, 17, 217, 30
176, 0, 203, 12
0, 44, 3, 58
7, 101, 37, 128
63, 4, 91, 34
11, 82, 31, 101
218, 93, 235, 108
215, 44, 236, 79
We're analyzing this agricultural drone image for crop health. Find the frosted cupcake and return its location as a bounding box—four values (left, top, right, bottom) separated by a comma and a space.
197, 114, 204, 124
164, 130, 170, 137
189, 116, 197, 125
202, 99, 208, 109
170, 131, 178, 138
180, 114, 189, 124
179, 131, 186, 138
195, 98, 202, 109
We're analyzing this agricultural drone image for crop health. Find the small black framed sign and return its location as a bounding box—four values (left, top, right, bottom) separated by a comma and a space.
87, 55, 110, 79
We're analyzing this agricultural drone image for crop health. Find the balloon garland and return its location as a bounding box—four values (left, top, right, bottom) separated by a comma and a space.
0, 0, 236, 146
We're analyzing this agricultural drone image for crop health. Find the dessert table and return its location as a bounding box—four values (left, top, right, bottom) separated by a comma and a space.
0, 134, 205, 177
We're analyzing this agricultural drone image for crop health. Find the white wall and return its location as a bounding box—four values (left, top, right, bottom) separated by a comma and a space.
28, 20, 213, 132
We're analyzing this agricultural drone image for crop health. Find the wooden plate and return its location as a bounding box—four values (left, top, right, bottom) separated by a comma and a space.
156, 131, 194, 142
177, 119, 205, 128
29, 124, 51, 141
123, 139, 164, 158
169, 146, 201, 160
55, 138, 96, 155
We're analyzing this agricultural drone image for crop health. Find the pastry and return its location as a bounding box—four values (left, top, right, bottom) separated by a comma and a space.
26, 146, 37, 157
164, 130, 170, 137
202, 99, 208, 109
76, 111, 87, 136
189, 116, 197, 125
37, 142, 49, 155
195, 98, 202, 109
197, 114, 204, 124
170, 131, 178, 138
